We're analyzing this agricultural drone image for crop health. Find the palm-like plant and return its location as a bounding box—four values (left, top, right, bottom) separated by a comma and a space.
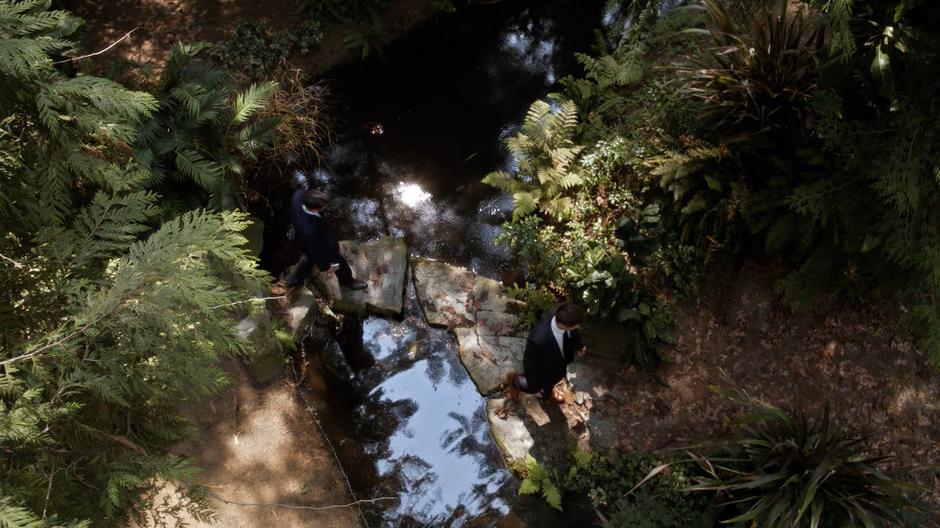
482, 99, 584, 220
136, 43, 278, 210
679, 0, 825, 136
689, 390, 929, 528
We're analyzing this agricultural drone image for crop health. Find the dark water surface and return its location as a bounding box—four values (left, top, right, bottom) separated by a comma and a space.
282, 2, 607, 526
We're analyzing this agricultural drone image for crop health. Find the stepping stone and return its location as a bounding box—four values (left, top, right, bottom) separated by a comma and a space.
454, 311, 526, 395
411, 258, 477, 328
411, 258, 520, 328
486, 397, 577, 468
316, 237, 407, 317
280, 286, 319, 343
412, 259, 528, 395
234, 309, 285, 386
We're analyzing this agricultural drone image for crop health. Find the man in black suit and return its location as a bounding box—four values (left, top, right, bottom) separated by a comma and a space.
506, 302, 586, 403
285, 189, 367, 291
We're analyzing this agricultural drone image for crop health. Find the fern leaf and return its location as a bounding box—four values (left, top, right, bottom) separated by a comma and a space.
231, 81, 277, 125
175, 148, 224, 191
542, 482, 563, 511
482, 171, 519, 193
518, 477, 539, 495
512, 191, 540, 220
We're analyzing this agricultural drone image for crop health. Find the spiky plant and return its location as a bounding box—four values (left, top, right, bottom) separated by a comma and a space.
483, 99, 584, 220
136, 42, 278, 210
688, 390, 930, 528
679, 0, 825, 136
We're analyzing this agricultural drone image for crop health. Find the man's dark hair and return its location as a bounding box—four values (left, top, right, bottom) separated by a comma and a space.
555, 302, 585, 326
303, 190, 328, 210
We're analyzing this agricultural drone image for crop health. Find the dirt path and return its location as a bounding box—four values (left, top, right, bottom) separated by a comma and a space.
164, 358, 364, 528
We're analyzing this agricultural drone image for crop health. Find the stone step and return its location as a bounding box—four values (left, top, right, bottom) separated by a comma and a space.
315, 237, 408, 317
411, 258, 526, 396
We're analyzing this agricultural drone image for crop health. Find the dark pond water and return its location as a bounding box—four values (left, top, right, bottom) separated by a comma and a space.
275, 1, 610, 526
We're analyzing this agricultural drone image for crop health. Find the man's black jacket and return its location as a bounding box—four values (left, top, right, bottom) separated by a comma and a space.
290, 188, 341, 270
523, 309, 583, 392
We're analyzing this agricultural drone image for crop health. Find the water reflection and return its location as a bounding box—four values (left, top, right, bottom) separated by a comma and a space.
338, 285, 514, 527
369, 356, 511, 525
395, 182, 433, 209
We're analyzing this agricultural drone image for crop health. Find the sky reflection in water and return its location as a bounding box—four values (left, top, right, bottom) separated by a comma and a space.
356, 315, 512, 526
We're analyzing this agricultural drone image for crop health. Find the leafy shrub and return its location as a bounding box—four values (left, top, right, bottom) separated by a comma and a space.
494, 216, 566, 287
688, 390, 930, 527
505, 283, 557, 329
566, 450, 716, 528
343, 15, 388, 60
483, 99, 584, 220
136, 43, 279, 210
209, 21, 322, 79
651, 140, 744, 251
294, 0, 390, 22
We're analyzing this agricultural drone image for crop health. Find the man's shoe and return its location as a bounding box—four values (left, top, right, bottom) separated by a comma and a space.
343, 279, 368, 291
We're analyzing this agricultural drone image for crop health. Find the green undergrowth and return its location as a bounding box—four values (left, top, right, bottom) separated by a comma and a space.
209, 21, 324, 79
512, 449, 716, 527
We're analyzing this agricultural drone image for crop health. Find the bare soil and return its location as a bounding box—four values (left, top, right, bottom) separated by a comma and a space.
600, 259, 939, 506
165, 358, 363, 528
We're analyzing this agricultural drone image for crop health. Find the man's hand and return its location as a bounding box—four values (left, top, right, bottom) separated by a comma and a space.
577, 346, 587, 358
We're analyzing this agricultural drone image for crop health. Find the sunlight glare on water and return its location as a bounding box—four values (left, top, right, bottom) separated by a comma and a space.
395, 181, 432, 209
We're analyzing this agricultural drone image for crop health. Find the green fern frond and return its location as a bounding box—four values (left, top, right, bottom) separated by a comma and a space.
174, 148, 224, 191
231, 81, 277, 125
66, 190, 160, 271
482, 171, 519, 193
512, 191, 540, 220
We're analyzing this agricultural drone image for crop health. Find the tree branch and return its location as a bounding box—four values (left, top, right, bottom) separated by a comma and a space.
210, 296, 286, 310
206, 492, 397, 511
0, 252, 25, 268
53, 28, 140, 64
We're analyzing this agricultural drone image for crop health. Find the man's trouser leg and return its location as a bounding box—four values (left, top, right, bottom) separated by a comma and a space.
285, 254, 313, 289
513, 374, 542, 394
334, 255, 355, 286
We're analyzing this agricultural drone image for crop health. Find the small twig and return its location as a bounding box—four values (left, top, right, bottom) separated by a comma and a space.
0, 252, 24, 268
210, 295, 287, 310
53, 28, 139, 64
1, 321, 96, 367
206, 491, 396, 512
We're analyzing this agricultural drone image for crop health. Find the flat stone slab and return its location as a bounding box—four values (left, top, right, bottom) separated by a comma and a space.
234, 309, 285, 386
454, 311, 526, 395
287, 286, 318, 342
411, 259, 477, 327
411, 259, 517, 329
316, 237, 407, 317
486, 396, 584, 468
412, 259, 528, 396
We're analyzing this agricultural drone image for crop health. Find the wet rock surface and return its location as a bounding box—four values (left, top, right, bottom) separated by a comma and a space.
411, 258, 620, 471
316, 237, 408, 317
412, 259, 526, 397
287, 286, 318, 342
235, 310, 285, 386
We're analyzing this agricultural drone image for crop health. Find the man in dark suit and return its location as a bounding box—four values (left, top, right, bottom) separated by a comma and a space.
285, 189, 367, 291
506, 302, 586, 403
